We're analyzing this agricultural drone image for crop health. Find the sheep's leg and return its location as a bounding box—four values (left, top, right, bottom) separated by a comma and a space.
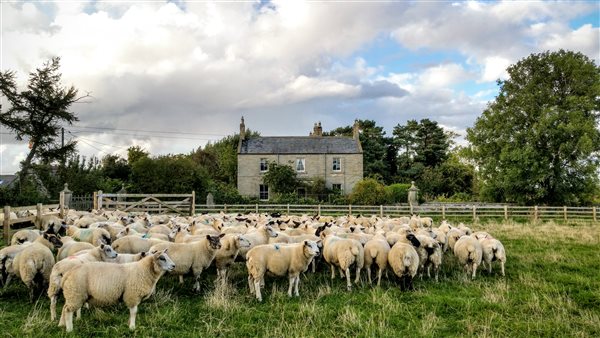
294, 276, 300, 297
254, 280, 262, 301
488, 260, 493, 274
193, 271, 202, 293
345, 268, 352, 291
366, 266, 372, 285
427, 265, 431, 278
354, 267, 361, 285
501, 261, 505, 277
178, 275, 184, 284
339, 267, 345, 278
287, 276, 295, 297
471, 263, 478, 279
128, 305, 138, 330
50, 296, 57, 321
248, 276, 255, 294
311, 260, 316, 273
76, 308, 81, 320
376, 268, 383, 287
65, 309, 74, 332
434, 266, 439, 282
330, 265, 335, 280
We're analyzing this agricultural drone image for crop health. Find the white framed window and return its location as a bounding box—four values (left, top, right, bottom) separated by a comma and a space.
295, 158, 305, 172
260, 158, 268, 172
332, 184, 342, 192
332, 157, 341, 172
259, 184, 269, 200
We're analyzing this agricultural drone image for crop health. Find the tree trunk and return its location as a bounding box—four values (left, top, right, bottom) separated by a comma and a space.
18, 142, 39, 184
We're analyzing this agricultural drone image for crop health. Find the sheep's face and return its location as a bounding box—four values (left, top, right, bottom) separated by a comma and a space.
304, 240, 320, 257
207, 235, 223, 250
155, 250, 175, 272
237, 236, 252, 248
265, 226, 278, 238
44, 234, 63, 249
100, 244, 118, 259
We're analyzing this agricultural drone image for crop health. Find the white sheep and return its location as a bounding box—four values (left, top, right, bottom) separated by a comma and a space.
415, 234, 442, 282
454, 235, 483, 279
56, 239, 95, 261
10, 233, 63, 301
66, 226, 111, 246
363, 234, 391, 286
10, 229, 41, 245
317, 225, 364, 291
149, 234, 223, 292
447, 228, 467, 252
388, 239, 420, 291
238, 225, 279, 259
48, 244, 118, 321
214, 234, 251, 282
58, 249, 175, 332
479, 238, 506, 276
246, 241, 320, 301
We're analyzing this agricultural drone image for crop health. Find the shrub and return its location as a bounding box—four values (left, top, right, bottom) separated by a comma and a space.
349, 178, 388, 205
385, 183, 411, 204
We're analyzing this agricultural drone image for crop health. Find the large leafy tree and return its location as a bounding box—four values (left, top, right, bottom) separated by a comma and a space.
467, 50, 600, 205
262, 162, 299, 195
0, 57, 88, 181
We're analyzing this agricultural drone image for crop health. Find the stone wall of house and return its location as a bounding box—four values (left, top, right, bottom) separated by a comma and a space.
237, 153, 363, 198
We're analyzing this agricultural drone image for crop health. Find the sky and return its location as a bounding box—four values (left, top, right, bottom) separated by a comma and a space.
1, 0, 599, 175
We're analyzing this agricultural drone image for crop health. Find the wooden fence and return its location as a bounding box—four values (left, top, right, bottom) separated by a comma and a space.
2, 203, 61, 242
95, 191, 195, 215
195, 203, 598, 223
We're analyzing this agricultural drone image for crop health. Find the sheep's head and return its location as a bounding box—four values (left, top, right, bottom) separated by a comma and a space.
303, 240, 320, 257
100, 244, 118, 259
43, 233, 63, 249
265, 225, 278, 238
237, 235, 252, 248
154, 249, 175, 272
406, 234, 420, 248
207, 234, 224, 250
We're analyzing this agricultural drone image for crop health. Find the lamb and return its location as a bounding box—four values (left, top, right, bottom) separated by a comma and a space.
415, 235, 442, 281
66, 226, 111, 246
0, 244, 30, 287
317, 225, 364, 291
388, 240, 420, 291
214, 235, 251, 282
238, 225, 279, 259
479, 238, 506, 276
246, 241, 320, 301
149, 234, 223, 292
9, 233, 63, 301
58, 249, 175, 332
117, 227, 169, 241
363, 234, 391, 286
447, 228, 467, 252
111, 236, 165, 254
48, 244, 118, 321
454, 235, 483, 279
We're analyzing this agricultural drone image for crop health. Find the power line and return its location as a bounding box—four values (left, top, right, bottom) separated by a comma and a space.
68, 132, 130, 151
76, 138, 109, 155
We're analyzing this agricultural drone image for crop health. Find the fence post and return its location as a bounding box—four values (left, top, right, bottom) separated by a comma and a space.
59, 191, 65, 218
472, 205, 477, 222
442, 205, 446, 220
380, 205, 384, 218
349, 204, 352, 216
97, 191, 103, 210
410, 204, 413, 215
563, 206, 567, 221
3, 206, 11, 243
593, 207, 597, 222
504, 205, 508, 221
190, 191, 196, 216
318, 204, 321, 216
224, 204, 228, 213
534, 205, 538, 222
93, 191, 98, 210
287, 204, 290, 215
36, 203, 43, 229
255, 203, 259, 214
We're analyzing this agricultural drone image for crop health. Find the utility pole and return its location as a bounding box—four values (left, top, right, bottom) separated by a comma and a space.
61, 127, 65, 165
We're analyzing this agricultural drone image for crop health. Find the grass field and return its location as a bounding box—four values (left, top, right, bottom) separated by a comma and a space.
1, 221, 599, 337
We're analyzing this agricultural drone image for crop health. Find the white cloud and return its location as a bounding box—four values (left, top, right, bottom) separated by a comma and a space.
541, 24, 600, 61
481, 56, 511, 82
418, 63, 474, 88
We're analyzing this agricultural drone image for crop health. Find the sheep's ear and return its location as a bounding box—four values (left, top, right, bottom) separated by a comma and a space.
162, 248, 168, 254
219, 233, 225, 238
140, 251, 147, 257
350, 227, 355, 233
206, 235, 211, 240
100, 244, 105, 249
222, 240, 231, 251
361, 227, 365, 231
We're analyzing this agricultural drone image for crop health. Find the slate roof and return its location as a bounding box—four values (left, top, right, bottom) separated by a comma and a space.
0, 175, 18, 188
239, 136, 362, 154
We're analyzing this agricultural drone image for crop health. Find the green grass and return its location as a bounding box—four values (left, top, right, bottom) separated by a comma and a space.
1, 221, 599, 337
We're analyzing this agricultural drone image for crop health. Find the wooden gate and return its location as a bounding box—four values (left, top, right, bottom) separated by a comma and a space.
95, 191, 195, 215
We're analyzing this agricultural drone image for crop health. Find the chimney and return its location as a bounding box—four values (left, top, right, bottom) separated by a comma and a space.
352, 120, 360, 140
310, 122, 323, 137
239, 116, 246, 140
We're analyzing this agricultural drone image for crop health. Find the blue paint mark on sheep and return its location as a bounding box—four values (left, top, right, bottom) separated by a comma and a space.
274, 244, 280, 250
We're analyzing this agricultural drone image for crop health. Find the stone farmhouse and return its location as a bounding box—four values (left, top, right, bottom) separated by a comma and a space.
237, 118, 363, 200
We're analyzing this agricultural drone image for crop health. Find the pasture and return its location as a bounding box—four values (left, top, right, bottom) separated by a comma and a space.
1, 221, 598, 337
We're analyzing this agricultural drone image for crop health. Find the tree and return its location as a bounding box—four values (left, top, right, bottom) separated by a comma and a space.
466, 50, 600, 205
349, 178, 388, 205
0, 57, 87, 181
262, 162, 299, 195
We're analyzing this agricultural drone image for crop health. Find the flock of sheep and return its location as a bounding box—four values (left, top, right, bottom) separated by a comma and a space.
0, 210, 507, 332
